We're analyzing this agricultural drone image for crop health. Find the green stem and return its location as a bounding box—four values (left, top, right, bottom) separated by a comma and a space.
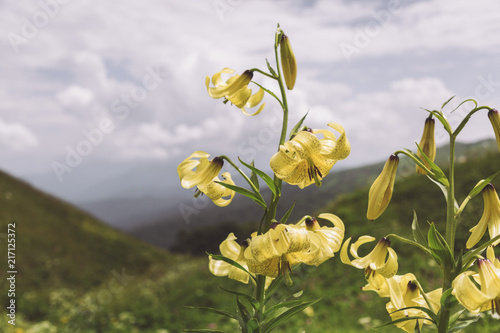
220, 155, 261, 195
437, 135, 456, 333
251, 68, 278, 80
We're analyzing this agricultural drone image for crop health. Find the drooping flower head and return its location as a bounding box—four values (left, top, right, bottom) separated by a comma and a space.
341, 236, 398, 279
466, 183, 500, 249
209, 233, 250, 284
488, 109, 500, 153
206, 68, 265, 116
367, 154, 399, 220
416, 116, 436, 175
270, 123, 350, 188
385, 275, 442, 333
452, 258, 500, 315
177, 151, 235, 207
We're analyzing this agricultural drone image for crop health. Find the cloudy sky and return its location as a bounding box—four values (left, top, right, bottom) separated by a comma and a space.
1, 0, 499, 204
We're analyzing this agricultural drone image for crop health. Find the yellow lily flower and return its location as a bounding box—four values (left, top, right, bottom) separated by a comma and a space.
206, 68, 265, 116
209, 233, 250, 284
466, 183, 500, 249
177, 151, 235, 207
416, 117, 436, 175
367, 154, 399, 220
270, 123, 350, 188
341, 236, 398, 278
452, 258, 500, 314
385, 275, 441, 333
488, 109, 500, 153
296, 213, 345, 265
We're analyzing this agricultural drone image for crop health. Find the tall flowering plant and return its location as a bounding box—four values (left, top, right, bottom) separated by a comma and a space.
178, 25, 350, 332
353, 97, 499, 332
178, 25, 499, 332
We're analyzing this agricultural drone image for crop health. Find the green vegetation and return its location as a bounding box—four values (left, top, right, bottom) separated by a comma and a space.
2, 141, 500, 332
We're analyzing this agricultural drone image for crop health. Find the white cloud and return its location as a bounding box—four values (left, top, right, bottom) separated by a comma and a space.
56, 85, 95, 107
0, 119, 38, 151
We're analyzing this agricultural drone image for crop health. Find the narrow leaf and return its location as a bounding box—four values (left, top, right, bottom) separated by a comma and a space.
216, 181, 267, 208
208, 253, 257, 283
388, 306, 438, 322
427, 176, 459, 212
219, 286, 259, 311
427, 224, 445, 266
236, 296, 251, 323
462, 233, 500, 271
441, 96, 455, 110
265, 58, 277, 77
249, 161, 260, 191
448, 316, 480, 333
416, 143, 449, 187
185, 306, 239, 320
279, 201, 296, 224
262, 299, 321, 333
239, 158, 279, 197
288, 111, 309, 140
468, 170, 500, 199
253, 82, 283, 109
411, 211, 428, 247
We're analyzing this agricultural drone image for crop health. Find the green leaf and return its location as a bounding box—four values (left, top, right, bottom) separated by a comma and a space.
387, 233, 432, 257
261, 298, 321, 333
468, 170, 500, 199
288, 111, 309, 140
185, 306, 239, 320
441, 96, 455, 110
219, 286, 259, 311
249, 161, 260, 191
239, 158, 279, 197
448, 317, 481, 333
388, 306, 437, 323
427, 223, 448, 267
416, 143, 449, 187
263, 275, 284, 305
236, 296, 251, 324
253, 82, 283, 109
208, 253, 257, 283
427, 176, 459, 213
279, 201, 295, 224
215, 181, 267, 208
462, 233, 500, 270
265, 58, 277, 77
411, 211, 428, 247
246, 319, 260, 333
374, 316, 434, 330
439, 288, 456, 309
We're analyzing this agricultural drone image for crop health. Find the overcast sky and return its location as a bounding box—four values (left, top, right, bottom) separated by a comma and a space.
1, 0, 499, 202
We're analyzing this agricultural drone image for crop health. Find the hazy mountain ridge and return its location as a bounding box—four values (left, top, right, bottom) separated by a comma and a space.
131, 139, 498, 250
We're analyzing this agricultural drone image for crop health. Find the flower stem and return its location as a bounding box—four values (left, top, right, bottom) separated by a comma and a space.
437, 134, 456, 333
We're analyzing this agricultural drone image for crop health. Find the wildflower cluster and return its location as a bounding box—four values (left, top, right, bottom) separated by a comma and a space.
177, 24, 500, 333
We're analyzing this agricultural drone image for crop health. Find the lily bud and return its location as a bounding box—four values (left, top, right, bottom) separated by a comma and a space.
488, 109, 500, 153
466, 183, 500, 249
367, 155, 399, 220
279, 34, 297, 90
416, 117, 436, 175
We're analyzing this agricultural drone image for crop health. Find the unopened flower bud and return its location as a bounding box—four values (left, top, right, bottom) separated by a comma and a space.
280, 34, 297, 90
416, 117, 436, 175
367, 155, 399, 220
488, 109, 500, 153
